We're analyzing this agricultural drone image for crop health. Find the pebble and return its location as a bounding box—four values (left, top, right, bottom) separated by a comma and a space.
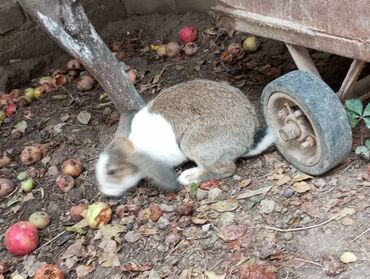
259, 199, 276, 214
208, 188, 222, 200
202, 224, 211, 232
160, 203, 176, 212
233, 174, 241, 180
157, 216, 170, 230
196, 189, 208, 200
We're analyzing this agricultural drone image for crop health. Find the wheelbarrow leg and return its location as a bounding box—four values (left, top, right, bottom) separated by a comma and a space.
286, 43, 321, 78
337, 59, 365, 101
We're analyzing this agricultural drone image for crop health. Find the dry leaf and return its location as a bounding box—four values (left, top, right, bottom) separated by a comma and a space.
14, 120, 27, 133
121, 262, 153, 272
291, 173, 313, 183
76, 264, 95, 277
238, 264, 276, 279
199, 179, 221, 190
335, 207, 355, 220
291, 181, 311, 193
205, 271, 226, 279
340, 252, 357, 263
139, 226, 158, 236
237, 186, 272, 200
210, 199, 238, 212
217, 224, 246, 241
94, 224, 124, 242
340, 217, 353, 226
192, 218, 208, 225
322, 255, 347, 276
150, 204, 162, 222
98, 239, 120, 267
239, 178, 251, 188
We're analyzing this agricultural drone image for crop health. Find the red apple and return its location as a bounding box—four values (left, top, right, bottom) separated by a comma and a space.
178, 26, 198, 43
4, 221, 39, 256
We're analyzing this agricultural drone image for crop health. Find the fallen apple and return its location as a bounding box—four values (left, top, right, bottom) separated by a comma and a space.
21, 178, 35, 192
55, 175, 75, 192
28, 211, 51, 229
0, 178, 14, 198
86, 202, 112, 229
53, 73, 68, 87
166, 42, 181, 58
34, 86, 45, 99
33, 264, 64, 279
67, 59, 82, 70
23, 88, 35, 102
0, 110, 5, 124
178, 26, 198, 43
156, 45, 167, 57
4, 221, 39, 256
76, 75, 95, 91
61, 158, 83, 178
243, 36, 257, 52
20, 146, 43, 165
183, 42, 198, 56
70, 203, 88, 222
127, 69, 138, 84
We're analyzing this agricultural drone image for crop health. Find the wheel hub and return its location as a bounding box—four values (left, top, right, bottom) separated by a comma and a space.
267, 92, 321, 167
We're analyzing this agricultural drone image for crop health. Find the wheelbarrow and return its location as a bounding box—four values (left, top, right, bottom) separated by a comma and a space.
211, 0, 370, 175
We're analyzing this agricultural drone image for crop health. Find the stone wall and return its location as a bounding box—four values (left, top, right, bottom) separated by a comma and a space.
0, 0, 215, 90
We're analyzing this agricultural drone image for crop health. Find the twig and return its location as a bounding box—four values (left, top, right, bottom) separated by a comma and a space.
261, 214, 339, 232
293, 257, 323, 268
351, 227, 370, 242
34, 231, 66, 252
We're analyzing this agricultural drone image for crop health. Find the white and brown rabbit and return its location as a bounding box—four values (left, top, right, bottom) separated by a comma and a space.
96, 79, 275, 197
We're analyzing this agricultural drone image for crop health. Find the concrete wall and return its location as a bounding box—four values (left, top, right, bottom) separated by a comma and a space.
0, 0, 215, 90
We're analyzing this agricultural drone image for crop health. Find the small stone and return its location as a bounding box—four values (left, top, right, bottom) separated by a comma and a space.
165, 233, 181, 247
314, 178, 326, 188
281, 187, 295, 198
196, 189, 208, 200
208, 188, 222, 200
260, 199, 276, 214
233, 175, 241, 180
160, 203, 176, 212
124, 231, 141, 243
202, 224, 211, 232
178, 216, 192, 229
283, 233, 293, 241
157, 216, 170, 230
219, 212, 235, 226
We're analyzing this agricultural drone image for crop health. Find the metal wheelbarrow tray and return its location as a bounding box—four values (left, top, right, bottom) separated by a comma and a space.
211, 0, 370, 175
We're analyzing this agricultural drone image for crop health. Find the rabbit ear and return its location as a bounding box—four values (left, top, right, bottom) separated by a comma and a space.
127, 152, 180, 192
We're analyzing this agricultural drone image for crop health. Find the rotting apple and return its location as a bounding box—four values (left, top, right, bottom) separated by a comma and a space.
166, 42, 181, 58
86, 202, 112, 229
33, 264, 64, 279
28, 211, 51, 229
70, 203, 88, 222
55, 175, 75, 193
0, 178, 15, 198
61, 159, 83, 178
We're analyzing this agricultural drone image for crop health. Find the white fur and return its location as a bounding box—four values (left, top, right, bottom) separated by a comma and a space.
96, 153, 143, 197
129, 106, 187, 166
178, 167, 205, 185
246, 127, 276, 156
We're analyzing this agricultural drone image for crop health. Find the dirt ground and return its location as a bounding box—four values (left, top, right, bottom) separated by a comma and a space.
1, 12, 370, 279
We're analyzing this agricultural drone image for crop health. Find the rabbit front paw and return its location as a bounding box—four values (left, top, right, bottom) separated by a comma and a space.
177, 167, 204, 185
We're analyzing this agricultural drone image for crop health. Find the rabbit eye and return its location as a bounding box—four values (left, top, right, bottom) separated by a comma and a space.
107, 169, 117, 176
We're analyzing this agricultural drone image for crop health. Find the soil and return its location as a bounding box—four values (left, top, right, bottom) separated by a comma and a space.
1, 12, 370, 279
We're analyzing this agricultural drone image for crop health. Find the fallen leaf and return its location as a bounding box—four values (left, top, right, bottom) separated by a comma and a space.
121, 262, 153, 272
17, 171, 28, 180
14, 120, 27, 133
291, 181, 311, 193
96, 224, 124, 242
239, 178, 252, 188
238, 264, 276, 279
199, 179, 221, 190
217, 224, 246, 241
139, 226, 158, 236
336, 207, 356, 220
291, 173, 313, 183
340, 217, 353, 226
192, 218, 208, 225
237, 186, 272, 200
77, 111, 91, 124
98, 239, 120, 267
76, 264, 95, 277
177, 203, 195, 216
205, 271, 226, 279
340, 252, 357, 263
210, 199, 238, 212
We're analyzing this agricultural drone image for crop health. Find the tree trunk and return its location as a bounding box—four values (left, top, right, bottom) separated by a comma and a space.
17, 0, 145, 113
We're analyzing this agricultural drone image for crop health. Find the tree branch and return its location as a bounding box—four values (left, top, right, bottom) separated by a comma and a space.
18, 0, 145, 113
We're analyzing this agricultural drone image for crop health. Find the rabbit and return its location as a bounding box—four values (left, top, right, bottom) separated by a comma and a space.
96, 79, 276, 197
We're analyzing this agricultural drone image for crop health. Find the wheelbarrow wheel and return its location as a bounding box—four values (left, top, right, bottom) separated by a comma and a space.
261, 70, 352, 175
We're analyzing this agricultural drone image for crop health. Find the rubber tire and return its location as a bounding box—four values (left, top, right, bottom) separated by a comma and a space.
261, 70, 352, 175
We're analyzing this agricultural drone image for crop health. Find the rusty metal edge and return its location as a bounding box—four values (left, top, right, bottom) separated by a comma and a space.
211, 5, 370, 62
